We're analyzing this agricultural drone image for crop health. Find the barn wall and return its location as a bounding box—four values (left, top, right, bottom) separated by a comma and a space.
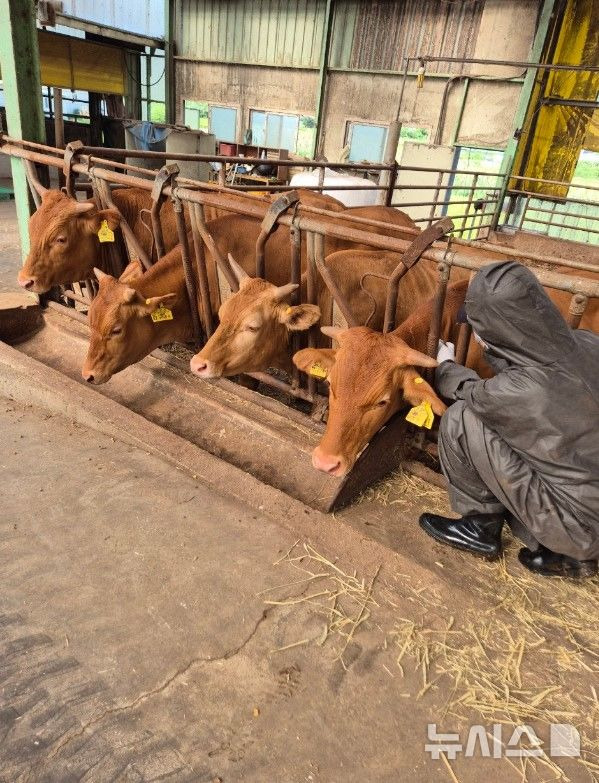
176, 61, 318, 129
61, 0, 164, 38
174, 0, 542, 154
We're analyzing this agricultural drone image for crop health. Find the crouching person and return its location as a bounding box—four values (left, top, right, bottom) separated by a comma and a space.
419, 261, 599, 580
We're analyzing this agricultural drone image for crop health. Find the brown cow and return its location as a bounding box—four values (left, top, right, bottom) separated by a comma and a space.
18, 187, 347, 294
294, 261, 599, 477
80, 212, 323, 383
190, 249, 445, 379
190, 255, 320, 378
17, 186, 185, 293
293, 281, 472, 477
83, 204, 419, 382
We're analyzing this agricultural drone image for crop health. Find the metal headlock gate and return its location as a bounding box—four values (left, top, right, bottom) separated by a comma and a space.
2, 134, 599, 509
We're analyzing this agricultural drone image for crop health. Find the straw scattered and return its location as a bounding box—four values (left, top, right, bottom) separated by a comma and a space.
260, 541, 381, 669
263, 535, 599, 782
386, 541, 599, 782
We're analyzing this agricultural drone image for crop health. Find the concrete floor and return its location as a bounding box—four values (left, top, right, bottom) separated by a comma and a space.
1, 200, 598, 782
0, 200, 21, 294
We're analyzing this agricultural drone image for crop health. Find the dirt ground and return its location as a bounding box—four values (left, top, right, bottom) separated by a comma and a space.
1, 201, 598, 782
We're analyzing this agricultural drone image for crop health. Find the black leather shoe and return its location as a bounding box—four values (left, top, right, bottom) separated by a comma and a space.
419, 512, 504, 560
518, 545, 598, 580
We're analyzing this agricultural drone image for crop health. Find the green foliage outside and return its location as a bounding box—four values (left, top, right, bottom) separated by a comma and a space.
150, 103, 166, 123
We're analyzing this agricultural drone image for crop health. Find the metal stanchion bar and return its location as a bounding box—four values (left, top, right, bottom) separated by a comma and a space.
520, 217, 599, 236
189, 204, 214, 338
3, 142, 599, 296
95, 176, 152, 271
425, 262, 451, 380
566, 293, 588, 329
172, 193, 203, 341
306, 231, 317, 398
289, 221, 302, 390
455, 322, 472, 365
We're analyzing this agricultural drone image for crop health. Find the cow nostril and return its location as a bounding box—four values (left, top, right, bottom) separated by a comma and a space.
192, 361, 207, 373
326, 460, 341, 475
24, 280, 34, 289
85, 374, 94, 383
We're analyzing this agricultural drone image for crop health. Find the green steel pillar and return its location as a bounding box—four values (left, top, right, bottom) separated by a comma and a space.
0, 0, 46, 257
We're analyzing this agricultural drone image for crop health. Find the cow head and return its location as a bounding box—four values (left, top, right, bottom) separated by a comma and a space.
82, 261, 177, 384
190, 254, 320, 378
293, 326, 446, 477
18, 189, 121, 293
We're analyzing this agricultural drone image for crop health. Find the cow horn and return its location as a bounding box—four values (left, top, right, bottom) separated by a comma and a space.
400, 347, 438, 369
73, 201, 96, 214
227, 253, 249, 284
272, 283, 299, 302
321, 326, 347, 342
93, 267, 110, 282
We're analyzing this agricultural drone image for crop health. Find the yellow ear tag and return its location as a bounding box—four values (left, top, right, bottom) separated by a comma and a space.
414, 377, 424, 385
150, 304, 173, 323
284, 306, 293, 314
309, 362, 328, 379
405, 400, 434, 430
97, 220, 115, 243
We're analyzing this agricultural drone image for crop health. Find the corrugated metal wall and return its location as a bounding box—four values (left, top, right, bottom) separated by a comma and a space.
329, 0, 484, 73
60, 0, 165, 39
176, 0, 327, 67
176, 0, 484, 72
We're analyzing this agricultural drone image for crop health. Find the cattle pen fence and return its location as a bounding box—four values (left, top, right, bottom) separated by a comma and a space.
2, 134, 599, 418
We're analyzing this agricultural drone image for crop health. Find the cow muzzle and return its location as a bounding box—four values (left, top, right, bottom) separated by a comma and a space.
189, 355, 220, 379
311, 446, 350, 478
17, 272, 43, 292
81, 367, 109, 385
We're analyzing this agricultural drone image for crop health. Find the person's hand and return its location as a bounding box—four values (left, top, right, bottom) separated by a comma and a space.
437, 340, 455, 364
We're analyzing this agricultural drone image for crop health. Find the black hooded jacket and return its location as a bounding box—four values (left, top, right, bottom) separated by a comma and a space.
436, 261, 599, 532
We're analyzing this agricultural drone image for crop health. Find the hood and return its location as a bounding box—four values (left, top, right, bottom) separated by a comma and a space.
465, 261, 576, 366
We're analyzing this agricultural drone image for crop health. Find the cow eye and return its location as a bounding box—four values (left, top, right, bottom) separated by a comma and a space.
375, 398, 389, 408
245, 324, 260, 333
110, 325, 123, 336
55, 236, 67, 245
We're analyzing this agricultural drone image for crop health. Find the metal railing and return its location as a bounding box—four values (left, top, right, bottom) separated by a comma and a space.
501, 178, 599, 246
2, 135, 598, 413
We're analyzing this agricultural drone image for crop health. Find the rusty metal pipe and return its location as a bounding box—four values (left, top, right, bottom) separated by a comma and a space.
172, 194, 203, 342
193, 202, 239, 293
246, 372, 314, 403
455, 322, 472, 365
95, 175, 151, 270
314, 260, 359, 329
383, 261, 409, 333
425, 262, 451, 381
3, 144, 599, 296
289, 222, 302, 390
255, 229, 268, 278
190, 204, 214, 337
567, 293, 588, 329
150, 200, 166, 261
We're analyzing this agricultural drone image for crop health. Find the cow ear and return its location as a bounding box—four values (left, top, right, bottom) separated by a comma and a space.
279, 303, 321, 331
293, 347, 337, 379
93, 267, 114, 284
401, 369, 446, 416
138, 293, 178, 314
86, 208, 121, 234
119, 259, 144, 284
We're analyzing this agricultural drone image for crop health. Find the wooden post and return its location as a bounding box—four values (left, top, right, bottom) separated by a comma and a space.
0, 0, 46, 257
